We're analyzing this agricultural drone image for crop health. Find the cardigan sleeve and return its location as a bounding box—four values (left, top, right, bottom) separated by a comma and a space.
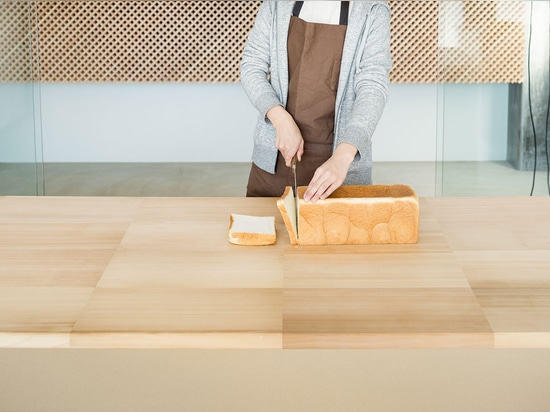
240, 2, 283, 119
339, 3, 391, 159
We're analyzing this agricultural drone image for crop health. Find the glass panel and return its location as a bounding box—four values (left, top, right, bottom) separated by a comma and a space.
437, 0, 550, 196
9, 0, 548, 198
0, 0, 43, 196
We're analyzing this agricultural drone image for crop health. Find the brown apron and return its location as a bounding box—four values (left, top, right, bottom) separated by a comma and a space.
246, 1, 349, 197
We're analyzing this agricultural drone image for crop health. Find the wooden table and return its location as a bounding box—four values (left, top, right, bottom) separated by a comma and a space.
1, 195, 550, 349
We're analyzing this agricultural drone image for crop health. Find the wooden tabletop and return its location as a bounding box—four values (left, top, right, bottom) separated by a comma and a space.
1, 195, 549, 349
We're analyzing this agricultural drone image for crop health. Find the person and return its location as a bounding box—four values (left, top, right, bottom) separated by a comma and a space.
241, 1, 391, 202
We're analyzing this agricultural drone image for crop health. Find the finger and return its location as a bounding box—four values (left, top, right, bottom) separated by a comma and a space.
314, 179, 340, 202
303, 184, 316, 202
277, 146, 290, 167
303, 173, 322, 201
285, 152, 294, 168
318, 182, 339, 200
287, 145, 302, 167
306, 165, 331, 190
310, 182, 331, 203
297, 141, 304, 162
305, 176, 331, 203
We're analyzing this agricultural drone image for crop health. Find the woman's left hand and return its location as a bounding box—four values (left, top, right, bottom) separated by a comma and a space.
303, 143, 358, 203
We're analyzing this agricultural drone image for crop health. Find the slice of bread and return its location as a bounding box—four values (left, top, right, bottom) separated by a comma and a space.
277, 185, 419, 245
228, 214, 276, 246
276, 187, 299, 245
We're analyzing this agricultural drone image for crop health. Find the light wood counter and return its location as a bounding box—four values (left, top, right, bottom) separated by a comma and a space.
1, 195, 549, 349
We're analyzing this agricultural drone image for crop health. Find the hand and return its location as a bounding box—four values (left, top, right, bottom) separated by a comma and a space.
267, 105, 304, 167
304, 143, 357, 203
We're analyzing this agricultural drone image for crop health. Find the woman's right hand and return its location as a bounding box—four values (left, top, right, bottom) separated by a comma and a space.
267, 105, 304, 167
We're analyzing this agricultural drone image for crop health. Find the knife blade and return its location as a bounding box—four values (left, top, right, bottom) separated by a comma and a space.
291, 155, 299, 239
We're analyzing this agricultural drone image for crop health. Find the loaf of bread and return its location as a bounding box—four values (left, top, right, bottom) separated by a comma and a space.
277, 185, 419, 245
228, 214, 276, 246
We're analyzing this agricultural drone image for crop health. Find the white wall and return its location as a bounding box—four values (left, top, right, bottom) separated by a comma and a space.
439, 83, 509, 161
0, 83, 38, 163
40, 82, 258, 162
373, 83, 438, 161
1, 82, 509, 163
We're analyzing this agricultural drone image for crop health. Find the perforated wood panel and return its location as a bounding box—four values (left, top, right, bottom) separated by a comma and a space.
0, 1, 527, 84
437, 1, 526, 83
35, 0, 259, 82
0, 0, 35, 82
390, 0, 440, 83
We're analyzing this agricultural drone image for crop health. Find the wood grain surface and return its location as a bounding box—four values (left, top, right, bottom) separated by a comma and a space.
1, 195, 549, 349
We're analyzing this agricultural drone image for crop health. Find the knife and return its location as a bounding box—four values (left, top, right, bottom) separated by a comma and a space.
291, 155, 299, 239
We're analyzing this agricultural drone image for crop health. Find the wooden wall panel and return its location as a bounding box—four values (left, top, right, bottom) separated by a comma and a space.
34, 1, 258, 82
0, 0, 35, 82
436, 1, 526, 83
0, 1, 527, 83
390, 0, 440, 83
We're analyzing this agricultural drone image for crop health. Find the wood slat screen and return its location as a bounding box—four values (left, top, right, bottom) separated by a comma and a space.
0, 0, 526, 83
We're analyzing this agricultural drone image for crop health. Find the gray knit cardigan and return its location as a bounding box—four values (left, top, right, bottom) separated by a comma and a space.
240, 1, 391, 185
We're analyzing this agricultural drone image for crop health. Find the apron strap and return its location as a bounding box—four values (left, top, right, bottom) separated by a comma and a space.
339, 1, 350, 26
292, 1, 304, 17
293, 1, 350, 26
